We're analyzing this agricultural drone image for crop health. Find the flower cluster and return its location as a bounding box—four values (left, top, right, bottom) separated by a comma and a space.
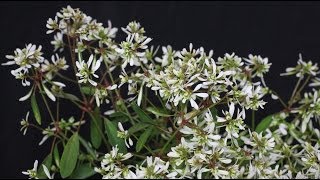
5, 5, 320, 180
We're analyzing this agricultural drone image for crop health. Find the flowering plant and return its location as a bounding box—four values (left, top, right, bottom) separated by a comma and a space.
4, 6, 320, 179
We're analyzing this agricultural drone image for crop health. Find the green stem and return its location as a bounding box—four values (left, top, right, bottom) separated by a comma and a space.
38, 84, 55, 123
105, 62, 135, 124
295, 75, 311, 99
252, 110, 255, 129
269, 89, 288, 108
56, 72, 78, 83
160, 127, 180, 155
288, 76, 303, 107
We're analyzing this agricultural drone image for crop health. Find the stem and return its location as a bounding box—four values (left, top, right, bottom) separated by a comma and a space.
251, 110, 255, 129
295, 75, 311, 99
56, 98, 60, 122
105, 62, 135, 124
28, 124, 45, 132
50, 136, 57, 155
269, 89, 288, 108
56, 72, 78, 83
66, 34, 87, 101
38, 84, 55, 123
160, 127, 181, 155
288, 76, 303, 107
77, 111, 85, 132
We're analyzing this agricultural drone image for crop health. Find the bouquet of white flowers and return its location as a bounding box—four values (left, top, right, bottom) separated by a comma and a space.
3, 5, 320, 179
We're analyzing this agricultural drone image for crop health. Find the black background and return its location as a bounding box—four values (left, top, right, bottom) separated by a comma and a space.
1, 1, 320, 178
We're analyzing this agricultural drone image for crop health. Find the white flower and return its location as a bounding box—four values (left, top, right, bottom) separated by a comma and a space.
216, 102, 246, 138
51, 32, 64, 52
3, 44, 44, 69
244, 54, 272, 77
117, 122, 133, 148
217, 52, 243, 72
22, 160, 39, 179
155, 45, 178, 67
136, 156, 169, 179
20, 111, 30, 135
94, 84, 117, 107
167, 137, 195, 166
10, 68, 30, 86
76, 54, 101, 86
46, 16, 58, 34
245, 130, 275, 153
116, 21, 152, 70
280, 54, 319, 78
309, 77, 320, 87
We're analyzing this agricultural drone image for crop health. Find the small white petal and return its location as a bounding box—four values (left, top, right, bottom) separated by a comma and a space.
137, 84, 144, 106
39, 135, 49, 146
19, 87, 34, 101
52, 81, 66, 87
118, 122, 125, 132
43, 84, 56, 102
195, 93, 208, 98
42, 165, 52, 179
229, 103, 235, 117
190, 98, 199, 110
193, 84, 202, 92
88, 79, 97, 86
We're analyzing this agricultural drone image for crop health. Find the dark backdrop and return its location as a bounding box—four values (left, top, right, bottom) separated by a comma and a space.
1, 1, 320, 178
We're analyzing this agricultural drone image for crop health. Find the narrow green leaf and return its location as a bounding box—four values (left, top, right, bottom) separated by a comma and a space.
104, 119, 127, 153
37, 153, 52, 179
255, 114, 274, 133
60, 132, 79, 178
90, 107, 103, 149
136, 128, 153, 152
54, 92, 81, 102
109, 111, 130, 123
69, 163, 96, 179
78, 135, 97, 160
109, 111, 130, 118
209, 106, 218, 120
31, 94, 41, 125
81, 86, 94, 95
53, 144, 60, 168
146, 107, 172, 117
128, 123, 150, 135
131, 102, 153, 123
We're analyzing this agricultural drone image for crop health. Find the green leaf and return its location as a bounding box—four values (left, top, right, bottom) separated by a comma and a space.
104, 119, 127, 153
108, 111, 130, 123
209, 106, 218, 120
37, 153, 52, 179
136, 127, 153, 152
90, 107, 103, 149
60, 132, 80, 178
78, 135, 97, 160
69, 163, 96, 179
255, 114, 274, 133
81, 86, 95, 95
146, 107, 172, 117
31, 94, 41, 125
53, 144, 60, 168
54, 92, 81, 102
109, 111, 130, 118
128, 123, 150, 135
131, 102, 153, 124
